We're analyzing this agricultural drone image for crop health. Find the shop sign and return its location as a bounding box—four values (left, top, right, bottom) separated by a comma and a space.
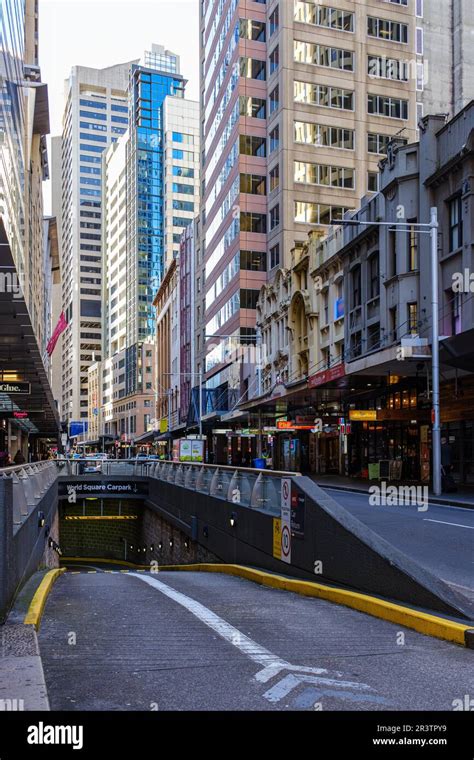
349, 410, 377, 422
308, 363, 345, 389
59, 481, 149, 497
277, 420, 315, 431
13, 411, 28, 419
0, 381, 31, 395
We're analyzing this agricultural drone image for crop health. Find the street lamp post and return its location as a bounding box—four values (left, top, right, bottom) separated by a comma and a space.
333, 208, 442, 495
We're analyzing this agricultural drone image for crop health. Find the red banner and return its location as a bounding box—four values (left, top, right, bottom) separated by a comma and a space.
46, 312, 68, 356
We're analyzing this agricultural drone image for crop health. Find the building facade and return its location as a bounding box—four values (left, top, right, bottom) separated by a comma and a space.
98, 48, 199, 448
0, 0, 59, 457
56, 59, 135, 432
254, 102, 474, 484
199, 0, 420, 418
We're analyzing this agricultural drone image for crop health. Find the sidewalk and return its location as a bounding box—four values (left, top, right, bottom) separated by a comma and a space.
310, 474, 474, 509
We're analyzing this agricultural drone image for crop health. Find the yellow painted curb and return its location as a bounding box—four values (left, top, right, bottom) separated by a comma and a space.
24, 568, 66, 631
57, 558, 473, 647
153, 563, 474, 648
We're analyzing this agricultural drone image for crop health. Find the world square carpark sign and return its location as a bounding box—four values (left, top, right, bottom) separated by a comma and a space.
58, 481, 149, 498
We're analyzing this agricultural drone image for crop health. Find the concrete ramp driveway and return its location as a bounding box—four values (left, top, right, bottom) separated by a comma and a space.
38, 569, 473, 712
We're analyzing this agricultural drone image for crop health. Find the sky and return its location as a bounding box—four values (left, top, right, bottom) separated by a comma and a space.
39, 0, 200, 211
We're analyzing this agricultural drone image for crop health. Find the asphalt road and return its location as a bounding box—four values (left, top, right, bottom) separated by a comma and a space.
319, 488, 474, 599
38, 570, 473, 712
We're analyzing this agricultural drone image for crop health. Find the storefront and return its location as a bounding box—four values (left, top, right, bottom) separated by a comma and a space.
346, 384, 432, 482
440, 376, 474, 485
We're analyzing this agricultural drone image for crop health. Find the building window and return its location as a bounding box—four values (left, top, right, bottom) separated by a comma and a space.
269, 46, 279, 74
367, 132, 407, 155
239, 18, 266, 42
270, 244, 280, 269
269, 164, 280, 192
240, 57, 266, 80
240, 173, 266, 195
367, 16, 408, 43
269, 125, 280, 153
240, 250, 267, 271
269, 6, 279, 36
449, 197, 463, 251
294, 2, 354, 32
416, 27, 424, 54
240, 134, 266, 157
294, 201, 352, 225
240, 289, 260, 309
294, 121, 354, 150
451, 291, 462, 335
294, 40, 354, 71
407, 219, 418, 271
240, 212, 267, 233
368, 94, 408, 120
269, 85, 279, 114
368, 172, 379, 192
294, 160, 355, 189
351, 265, 361, 308
369, 254, 379, 299
408, 303, 418, 335
294, 81, 354, 111
240, 95, 266, 119
368, 55, 408, 81
269, 204, 280, 230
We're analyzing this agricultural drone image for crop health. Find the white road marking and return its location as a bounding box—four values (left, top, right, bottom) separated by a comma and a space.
424, 519, 474, 530
322, 488, 474, 513
129, 573, 372, 698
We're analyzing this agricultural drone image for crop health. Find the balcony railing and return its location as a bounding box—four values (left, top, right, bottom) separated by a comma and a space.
1, 461, 58, 530
55, 459, 301, 516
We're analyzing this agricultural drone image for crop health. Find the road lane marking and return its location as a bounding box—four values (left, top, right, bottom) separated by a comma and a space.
424, 519, 474, 530
129, 573, 372, 698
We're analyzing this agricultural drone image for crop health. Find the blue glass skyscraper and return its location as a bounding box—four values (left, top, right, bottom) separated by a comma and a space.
125, 48, 185, 395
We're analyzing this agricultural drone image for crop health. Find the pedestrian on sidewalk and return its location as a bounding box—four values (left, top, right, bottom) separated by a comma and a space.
13, 449, 25, 465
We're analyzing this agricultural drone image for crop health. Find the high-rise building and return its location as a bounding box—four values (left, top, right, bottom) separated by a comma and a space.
0, 0, 59, 456
99, 48, 200, 447
199, 0, 419, 406
420, 0, 474, 118
56, 58, 137, 431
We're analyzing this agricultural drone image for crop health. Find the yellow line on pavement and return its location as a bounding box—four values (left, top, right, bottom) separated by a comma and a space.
24, 568, 66, 631
154, 563, 473, 648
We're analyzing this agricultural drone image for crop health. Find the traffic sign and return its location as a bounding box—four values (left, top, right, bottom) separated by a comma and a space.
280, 477, 292, 564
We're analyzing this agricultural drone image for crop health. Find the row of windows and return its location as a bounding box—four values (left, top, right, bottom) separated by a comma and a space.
79, 99, 127, 112
294, 201, 353, 226
294, 40, 354, 71
294, 160, 355, 189
294, 121, 354, 150
294, 2, 354, 32
294, 80, 354, 110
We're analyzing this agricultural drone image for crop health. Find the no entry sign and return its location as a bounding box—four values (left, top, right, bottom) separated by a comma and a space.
280, 477, 292, 564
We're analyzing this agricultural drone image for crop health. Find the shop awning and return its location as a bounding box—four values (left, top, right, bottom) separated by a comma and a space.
439, 329, 474, 373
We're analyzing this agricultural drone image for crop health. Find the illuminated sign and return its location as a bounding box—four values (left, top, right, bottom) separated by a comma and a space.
349, 410, 377, 422
0, 381, 31, 395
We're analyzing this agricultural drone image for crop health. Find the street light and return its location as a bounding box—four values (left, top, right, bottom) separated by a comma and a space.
331, 208, 442, 495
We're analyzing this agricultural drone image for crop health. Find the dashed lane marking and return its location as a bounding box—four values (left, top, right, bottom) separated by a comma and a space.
424, 518, 474, 530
